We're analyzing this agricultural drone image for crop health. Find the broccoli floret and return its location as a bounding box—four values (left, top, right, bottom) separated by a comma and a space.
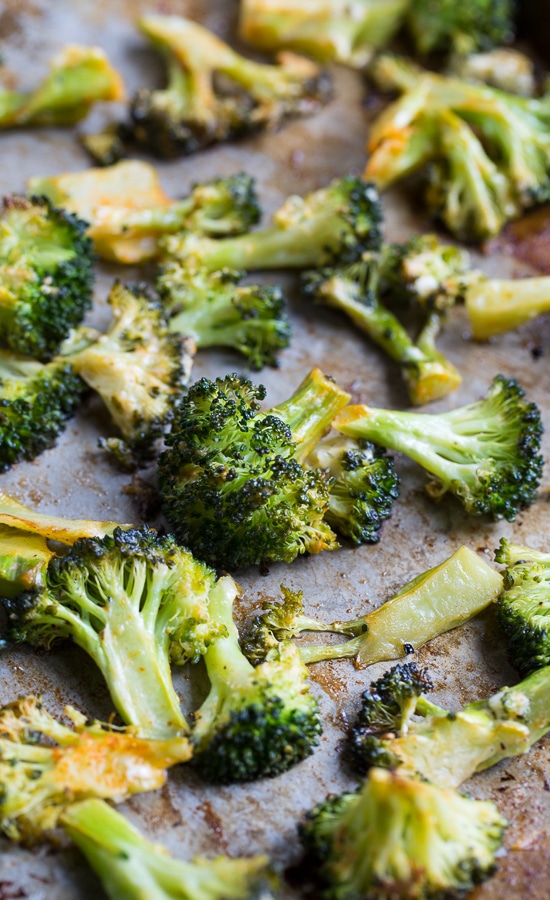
0, 348, 86, 472
300, 767, 506, 900
157, 263, 290, 371
0, 45, 124, 128
305, 433, 399, 543
0, 696, 191, 841
351, 662, 550, 787
1, 527, 226, 739
406, 0, 516, 58
129, 14, 331, 158
0, 195, 94, 360
0, 488, 131, 544
447, 47, 536, 96
355, 662, 436, 735
158, 369, 351, 569
495, 538, 550, 676
191, 572, 321, 783
379, 234, 471, 314
334, 375, 544, 521
65, 281, 194, 462
465, 274, 550, 339
162, 176, 383, 271
29, 163, 260, 264
80, 124, 127, 167
244, 546, 503, 667
61, 799, 280, 900
239, 0, 410, 67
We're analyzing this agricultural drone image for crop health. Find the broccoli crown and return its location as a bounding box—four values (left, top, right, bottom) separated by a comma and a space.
357, 662, 435, 733
182, 173, 261, 236
157, 263, 291, 371
496, 538, 550, 676
334, 375, 544, 521
300, 767, 507, 900
130, 14, 331, 159
0, 194, 94, 360
158, 372, 343, 569
406, 0, 516, 57
379, 234, 472, 314
0, 349, 86, 472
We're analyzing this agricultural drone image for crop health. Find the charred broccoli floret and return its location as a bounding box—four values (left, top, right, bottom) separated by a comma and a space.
406, 0, 516, 58
157, 263, 290, 371
379, 234, 471, 314
162, 177, 383, 271
355, 662, 436, 735
465, 274, 550, 339
300, 767, 506, 900
0, 45, 124, 128
62, 799, 280, 900
191, 573, 321, 783
0, 696, 191, 841
28, 163, 260, 264
239, 0, 410, 67
129, 14, 331, 158
158, 369, 351, 569
0, 195, 94, 360
495, 539, 550, 676
350, 662, 550, 787
334, 375, 544, 521
1, 527, 225, 739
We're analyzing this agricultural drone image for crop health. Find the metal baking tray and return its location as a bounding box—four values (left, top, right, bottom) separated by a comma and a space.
0, 1, 549, 897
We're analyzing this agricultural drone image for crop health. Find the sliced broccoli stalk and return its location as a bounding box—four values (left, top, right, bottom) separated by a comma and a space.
65, 281, 194, 462
162, 177, 383, 272
0, 45, 124, 128
28, 163, 260, 264
300, 767, 506, 899
334, 375, 544, 521
61, 799, 280, 900
0, 489, 130, 543
447, 47, 536, 96
379, 234, 472, 314
157, 263, 290, 371
130, 14, 331, 158
0, 696, 191, 841
158, 369, 350, 569
466, 275, 550, 339
305, 434, 399, 544
239, 0, 410, 67
351, 662, 550, 787
495, 538, 550, 676
1, 527, 225, 739
0, 527, 53, 599
192, 574, 321, 784
0, 195, 94, 360
244, 545, 503, 667
406, 0, 516, 58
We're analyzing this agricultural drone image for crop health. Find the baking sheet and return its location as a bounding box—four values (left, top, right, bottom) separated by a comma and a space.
0, 1, 549, 897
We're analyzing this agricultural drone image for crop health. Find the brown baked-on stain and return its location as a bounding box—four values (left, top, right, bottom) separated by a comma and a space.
195, 800, 227, 850
499, 205, 550, 273
472, 840, 550, 899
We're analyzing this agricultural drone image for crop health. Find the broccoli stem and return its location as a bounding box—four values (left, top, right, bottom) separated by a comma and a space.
466, 276, 550, 339
0, 528, 52, 599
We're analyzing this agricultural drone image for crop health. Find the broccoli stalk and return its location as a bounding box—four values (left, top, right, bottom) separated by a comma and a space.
406, 0, 516, 58
300, 767, 506, 900
334, 375, 544, 521
130, 14, 331, 158
0, 528, 53, 599
0, 45, 124, 128
1, 527, 226, 739
466, 275, 550, 339
61, 799, 280, 900
162, 177, 383, 271
0, 489, 130, 543
191, 573, 321, 783
0, 696, 191, 841
28, 163, 260, 264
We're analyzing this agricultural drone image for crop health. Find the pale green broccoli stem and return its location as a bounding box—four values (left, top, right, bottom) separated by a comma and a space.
0, 528, 52, 599
466, 276, 550, 339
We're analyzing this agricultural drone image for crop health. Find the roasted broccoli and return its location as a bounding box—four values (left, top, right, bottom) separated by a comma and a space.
0, 527, 53, 599
379, 234, 471, 314
447, 47, 536, 96
191, 571, 321, 783
129, 14, 331, 158
351, 661, 550, 787
406, 0, 516, 58
495, 539, 550, 676
65, 281, 194, 463
0, 194, 94, 360
466, 274, 550, 339
244, 545, 503, 667
62, 799, 280, 900
0, 696, 191, 841
300, 767, 506, 899
158, 369, 351, 569
0, 45, 124, 128
0, 489, 130, 543
162, 176, 383, 271
157, 263, 290, 371
1, 527, 226, 739
28, 163, 260, 264
239, 0, 410, 67
334, 375, 544, 521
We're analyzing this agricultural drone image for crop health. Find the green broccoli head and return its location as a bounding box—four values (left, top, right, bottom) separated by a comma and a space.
130, 14, 331, 158
379, 234, 472, 314
406, 0, 516, 57
0, 195, 95, 360
157, 263, 290, 371
181, 172, 261, 237
158, 369, 351, 569
300, 767, 507, 899
356, 662, 435, 734
496, 538, 550, 676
